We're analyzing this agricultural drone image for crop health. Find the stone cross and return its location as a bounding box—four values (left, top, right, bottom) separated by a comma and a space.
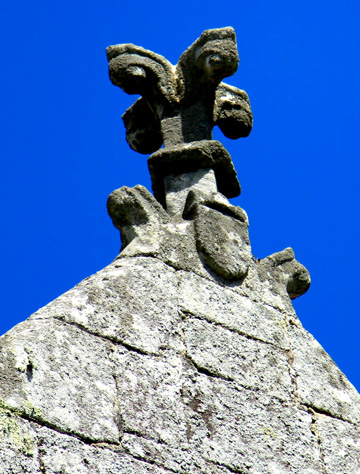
107, 27, 253, 209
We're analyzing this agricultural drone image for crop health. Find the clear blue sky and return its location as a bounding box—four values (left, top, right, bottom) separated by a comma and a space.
1, 1, 359, 390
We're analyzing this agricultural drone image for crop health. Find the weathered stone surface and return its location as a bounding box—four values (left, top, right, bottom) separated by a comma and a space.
0, 179, 326, 474
289, 323, 360, 424
178, 268, 291, 348
120, 368, 320, 474
0, 413, 39, 474
214, 83, 253, 139
107, 28, 251, 208
1, 25, 358, 474
182, 315, 292, 400
0, 252, 359, 472
111, 347, 188, 445
164, 168, 217, 216
148, 140, 240, 206
316, 415, 360, 474
120, 432, 232, 474
183, 376, 322, 474
35, 425, 168, 474
30, 257, 180, 356
0, 319, 118, 443
108, 27, 252, 153
185, 189, 252, 280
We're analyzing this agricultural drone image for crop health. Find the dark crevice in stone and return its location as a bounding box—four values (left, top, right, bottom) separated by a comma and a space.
121, 444, 180, 474
182, 335, 291, 404
122, 427, 167, 446
285, 348, 300, 404
301, 403, 358, 427
116, 340, 153, 357
111, 374, 124, 439
202, 200, 247, 222
184, 353, 234, 382
232, 382, 262, 395
117, 254, 293, 317
231, 381, 291, 408
26, 363, 33, 382
36, 436, 47, 473
207, 459, 248, 474
52, 316, 156, 357
122, 427, 149, 439
308, 410, 328, 474
88, 441, 124, 452
16, 407, 119, 447
180, 309, 285, 350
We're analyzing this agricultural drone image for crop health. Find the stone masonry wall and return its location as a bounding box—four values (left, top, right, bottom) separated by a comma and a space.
0, 246, 359, 473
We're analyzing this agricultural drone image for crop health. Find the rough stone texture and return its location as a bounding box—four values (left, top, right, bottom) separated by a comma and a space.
148, 140, 241, 206
1, 27, 358, 473
164, 168, 217, 216
0, 413, 39, 473
316, 416, 360, 473
0, 319, 118, 442
107, 27, 251, 202
107, 27, 252, 152
185, 189, 252, 280
0, 249, 359, 473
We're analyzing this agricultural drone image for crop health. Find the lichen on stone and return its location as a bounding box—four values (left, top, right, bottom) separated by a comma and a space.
0, 406, 35, 456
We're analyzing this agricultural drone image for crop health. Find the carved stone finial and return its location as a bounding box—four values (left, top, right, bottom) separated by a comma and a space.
107, 27, 252, 149
106, 28, 310, 294
107, 27, 252, 204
